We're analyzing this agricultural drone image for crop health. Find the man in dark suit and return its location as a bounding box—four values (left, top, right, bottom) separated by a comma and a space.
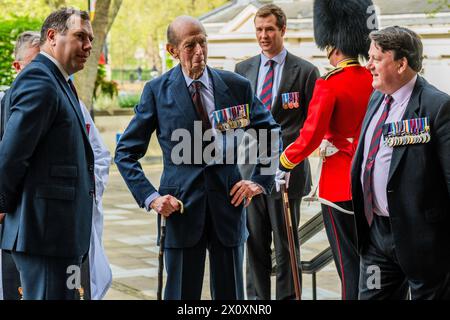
0, 8, 95, 300
115, 16, 281, 300
351, 26, 450, 299
0, 31, 41, 301
234, 4, 318, 300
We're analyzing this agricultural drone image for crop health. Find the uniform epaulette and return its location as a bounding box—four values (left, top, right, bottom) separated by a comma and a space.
321, 67, 344, 80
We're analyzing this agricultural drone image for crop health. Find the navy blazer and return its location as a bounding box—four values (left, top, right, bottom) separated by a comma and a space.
115, 65, 281, 248
0, 54, 95, 258
351, 76, 450, 281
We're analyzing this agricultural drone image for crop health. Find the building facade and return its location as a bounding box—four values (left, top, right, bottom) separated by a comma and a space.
200, 0, 450, 94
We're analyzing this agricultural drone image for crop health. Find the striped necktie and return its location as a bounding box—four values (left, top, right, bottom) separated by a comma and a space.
260, 60, 275, 110
362, 95, 394, 226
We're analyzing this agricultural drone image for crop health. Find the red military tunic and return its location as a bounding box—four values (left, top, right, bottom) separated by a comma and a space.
280, 59, 373, 202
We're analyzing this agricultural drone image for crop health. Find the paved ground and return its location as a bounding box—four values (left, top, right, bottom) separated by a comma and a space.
102, 158, 342, 300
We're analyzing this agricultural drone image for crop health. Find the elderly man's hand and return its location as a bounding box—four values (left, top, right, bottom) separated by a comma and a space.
230, 180, 263, 208
150, 195, 181, 218
0, 213, 5, 224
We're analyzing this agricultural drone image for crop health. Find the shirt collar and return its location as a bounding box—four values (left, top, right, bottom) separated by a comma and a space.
40, 51, 70, 82
182, 67, 210, 89
390, 74, 418, 105
260, 47, 287, 67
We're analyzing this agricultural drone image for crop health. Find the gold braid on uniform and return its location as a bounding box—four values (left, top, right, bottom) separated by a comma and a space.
321, 58, 360, 80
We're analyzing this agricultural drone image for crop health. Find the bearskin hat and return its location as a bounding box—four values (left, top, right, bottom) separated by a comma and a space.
313, 0, 378, 59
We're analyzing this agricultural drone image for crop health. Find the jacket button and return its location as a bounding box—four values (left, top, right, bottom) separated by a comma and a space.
89, 190, 95, 197
89, 165, 94, 172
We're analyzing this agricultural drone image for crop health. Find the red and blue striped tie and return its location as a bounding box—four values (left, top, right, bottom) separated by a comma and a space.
362, 95, 394, 226
260, 60, 275, 110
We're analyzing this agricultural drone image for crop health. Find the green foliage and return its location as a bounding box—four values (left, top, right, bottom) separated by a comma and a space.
118, 93, 141, 109
94, 63, 119, 100
0, 17, 42, 86
109, 0, 229, 70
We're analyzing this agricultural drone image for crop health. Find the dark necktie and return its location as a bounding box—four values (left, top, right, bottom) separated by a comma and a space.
191, 81, 211, 131
362, 95, 394, 226
260, 60, 275, 110
68, 78, 79, 102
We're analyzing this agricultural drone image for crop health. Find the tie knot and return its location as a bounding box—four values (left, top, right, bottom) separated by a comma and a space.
384, 95, 394, 105
266, 60, 275, 68
192, 81, 202, 91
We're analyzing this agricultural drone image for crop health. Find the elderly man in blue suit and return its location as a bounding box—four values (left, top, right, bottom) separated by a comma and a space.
0, 8, 95, 300
115, 16, 281, 300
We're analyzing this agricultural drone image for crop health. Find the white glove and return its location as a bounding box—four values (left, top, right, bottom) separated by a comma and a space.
275, 168, 290, 192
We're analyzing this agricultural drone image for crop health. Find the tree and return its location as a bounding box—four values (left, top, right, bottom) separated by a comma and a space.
74, 0, 123, 113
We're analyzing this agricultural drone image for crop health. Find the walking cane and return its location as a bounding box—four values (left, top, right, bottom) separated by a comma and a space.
281, 184, 302, 300
157, 200, 184, 300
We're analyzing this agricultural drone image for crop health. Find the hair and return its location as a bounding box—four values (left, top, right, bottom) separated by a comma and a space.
254, 4, 286, 30
166, 16, 206, 46
14, 31, 40, 61
40, 7, 90, 46
369, 26, 423, 72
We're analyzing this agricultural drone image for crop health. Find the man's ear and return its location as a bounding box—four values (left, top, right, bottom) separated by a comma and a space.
12, 61, 21, 73
397, 57, 409, 74
47, 29, 57, 46
280, 25, 286, 37
166, 43, 178, 59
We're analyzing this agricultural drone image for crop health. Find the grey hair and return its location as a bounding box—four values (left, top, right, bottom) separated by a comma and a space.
14, 31, 41, 61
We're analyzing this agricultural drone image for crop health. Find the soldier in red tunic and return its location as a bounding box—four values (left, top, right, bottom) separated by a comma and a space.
276, 0, 377, 300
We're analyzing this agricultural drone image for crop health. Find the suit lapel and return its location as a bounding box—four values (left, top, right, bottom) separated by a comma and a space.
169, 65, 198, 125
209, 67, 233, 112
272, 52, 298, 117
388, 76, 423, 183
35, 55, 89, 141
245, 56, 260, 94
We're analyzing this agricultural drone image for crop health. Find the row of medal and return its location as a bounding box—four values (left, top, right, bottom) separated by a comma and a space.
383, 117, 431, 147
281, 92, 300, 110
213, 104, 250, 132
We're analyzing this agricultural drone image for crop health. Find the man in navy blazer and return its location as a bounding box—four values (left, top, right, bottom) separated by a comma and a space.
115, 16, 281, 300
351, 26, 450, 299
0, 8, 95, 300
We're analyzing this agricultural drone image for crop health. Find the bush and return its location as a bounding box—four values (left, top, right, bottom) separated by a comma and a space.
118, 93, 141, 109
0, 17, 42, 86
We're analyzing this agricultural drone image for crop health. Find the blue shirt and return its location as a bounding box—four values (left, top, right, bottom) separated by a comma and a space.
256, 48, 287, 108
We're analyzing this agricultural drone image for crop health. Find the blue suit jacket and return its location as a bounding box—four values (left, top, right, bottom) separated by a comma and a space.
0, 54, 95, 258
115, 65, 281, 248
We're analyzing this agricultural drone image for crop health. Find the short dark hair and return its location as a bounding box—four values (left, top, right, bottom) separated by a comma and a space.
254, 4, 286, 30
369, 26, 423, 72
40, 7, 90, 46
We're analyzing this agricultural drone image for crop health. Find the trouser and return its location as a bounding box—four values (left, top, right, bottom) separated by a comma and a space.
11, 251, 83, 300
359, 214, 450, 300
246, 194, 301, 300
164, 211, 244, 300
321, 202, 360, 300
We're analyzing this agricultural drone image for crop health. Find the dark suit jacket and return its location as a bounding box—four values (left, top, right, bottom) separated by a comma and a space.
235, 51, 319, 198
115, 65, 281, 249
351, 76, 450, 281
0, 54, 95, 258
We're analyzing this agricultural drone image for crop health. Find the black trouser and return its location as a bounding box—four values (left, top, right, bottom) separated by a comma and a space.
1, 250, 21, 300
246, 194, 301, 300
359, 214, 450, 300
321, 202, 360, 300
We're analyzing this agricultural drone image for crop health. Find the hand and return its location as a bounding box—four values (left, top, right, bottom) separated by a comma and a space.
0, 213, 5, 224
275, 168, 290, 192
150, 195, 181, 218
230, 180, 263, 208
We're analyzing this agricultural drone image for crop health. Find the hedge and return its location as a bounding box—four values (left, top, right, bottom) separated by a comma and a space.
0, 17, 42, 86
